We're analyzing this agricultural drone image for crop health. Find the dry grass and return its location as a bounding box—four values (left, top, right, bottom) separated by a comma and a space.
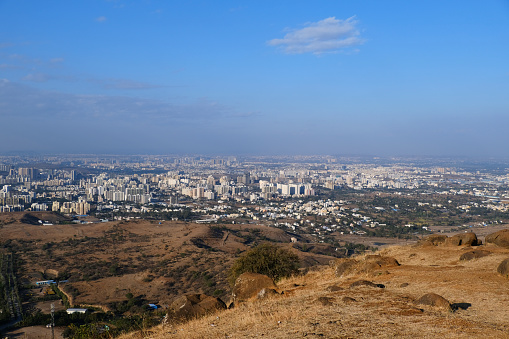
121, 240, 509, 339
0, 217, 338, 309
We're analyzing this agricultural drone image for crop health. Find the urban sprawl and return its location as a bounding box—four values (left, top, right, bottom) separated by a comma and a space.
1, 155, 509, 244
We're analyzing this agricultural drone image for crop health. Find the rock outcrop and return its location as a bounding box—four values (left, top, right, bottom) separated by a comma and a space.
326, 284, 344, 292
349, 280, 385, 289
332, 258, 359, 277
414, 293, 451, 311
459, 250, 491, 261
169, 294, 227, 320
332, 255, 400, 277
419, 234, 448, 246
256, 287, 279, 299
445, 232, 479, 246
420, 233, 479, 247
232, 272, 277, 303
497, 258, 509, 278
486, 230, 509, 248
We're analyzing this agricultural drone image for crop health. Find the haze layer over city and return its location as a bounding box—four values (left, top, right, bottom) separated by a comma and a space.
1, 1, 508, 157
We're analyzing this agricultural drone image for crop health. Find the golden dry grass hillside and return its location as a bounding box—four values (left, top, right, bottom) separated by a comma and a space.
121, 238, 509, 339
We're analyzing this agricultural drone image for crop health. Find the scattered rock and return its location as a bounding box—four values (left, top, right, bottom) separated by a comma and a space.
326, 284, 344, 292
400, 283, 409, 288
445, 233, 479, 246
451, 302, 472, 311
349, 280, 385, 289
317, 296, 335, 306
257, 288, 279, 299
420, 233, 480, 247
486, 230, 509, 248
459, 250, 491, 261
497, 258, 509, 278
361, 255, 400, 272
332, 255, 399, 277
414, 293, 451, 311
419, 234, 448, 246
342, 296, 357, 303
169, 294, 227, 320
232, 272, 277, 303
332, 258, 359, 277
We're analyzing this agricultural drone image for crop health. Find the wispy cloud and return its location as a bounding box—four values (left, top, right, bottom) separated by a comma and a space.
0, 63, 22, 70
50, 57, 64, 64
96, 16, 107, 22
230, 111, 262, 118
7, 53, 41, 64
0, 80, 231, 122
268, 16, 364, 55
88, 77, 164, 90
22, 73, 75, 83
22, 73, 55, 83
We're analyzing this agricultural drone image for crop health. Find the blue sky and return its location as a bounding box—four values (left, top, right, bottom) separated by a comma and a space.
1, 0, 508, 157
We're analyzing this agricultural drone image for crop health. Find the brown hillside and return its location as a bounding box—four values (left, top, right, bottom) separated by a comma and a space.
121, 238, 509, 338
0, 219, 339, 309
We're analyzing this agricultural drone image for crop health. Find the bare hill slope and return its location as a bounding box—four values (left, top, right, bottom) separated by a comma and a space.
122, 239, 509, 338
0, 219, 339, 309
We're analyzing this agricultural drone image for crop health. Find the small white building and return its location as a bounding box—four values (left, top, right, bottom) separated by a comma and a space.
66, 308, 87, 314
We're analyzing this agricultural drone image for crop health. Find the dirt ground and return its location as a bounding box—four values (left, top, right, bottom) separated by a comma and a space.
2, 325, 65, 339
31, 300, 66, 314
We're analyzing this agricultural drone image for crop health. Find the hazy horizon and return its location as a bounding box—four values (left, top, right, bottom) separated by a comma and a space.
1, 1, 508, 158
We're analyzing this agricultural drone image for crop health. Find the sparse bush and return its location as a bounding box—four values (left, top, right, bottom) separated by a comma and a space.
228, 243, 300, 285
213, 289, 224, 297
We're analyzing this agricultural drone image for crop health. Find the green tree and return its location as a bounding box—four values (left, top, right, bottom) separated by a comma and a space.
228, 243, 300, 285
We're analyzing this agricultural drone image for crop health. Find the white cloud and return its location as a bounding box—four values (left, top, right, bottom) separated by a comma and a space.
268, 16, 364, 55
22, 73, 54, 82
96, 16, 107, 22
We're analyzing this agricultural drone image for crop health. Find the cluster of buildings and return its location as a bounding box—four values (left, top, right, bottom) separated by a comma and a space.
52, 199, 91, 215
0, 183, 33, 212
0, 156, 508, 224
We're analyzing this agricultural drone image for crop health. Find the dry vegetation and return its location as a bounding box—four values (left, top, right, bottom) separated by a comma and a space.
0, 212, 337, 309
121, 238, 509, 338
4, 212, 509, 338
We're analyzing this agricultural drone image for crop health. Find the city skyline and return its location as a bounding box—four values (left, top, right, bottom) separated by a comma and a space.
1, 1, 508, 158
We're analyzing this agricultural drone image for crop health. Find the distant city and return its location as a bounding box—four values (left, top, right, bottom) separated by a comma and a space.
1, 154, 508, 244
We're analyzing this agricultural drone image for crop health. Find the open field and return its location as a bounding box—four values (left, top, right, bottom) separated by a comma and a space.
2, 325, 65, 338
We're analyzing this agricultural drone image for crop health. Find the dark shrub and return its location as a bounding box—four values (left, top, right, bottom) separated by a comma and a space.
228, 243, 300, 285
